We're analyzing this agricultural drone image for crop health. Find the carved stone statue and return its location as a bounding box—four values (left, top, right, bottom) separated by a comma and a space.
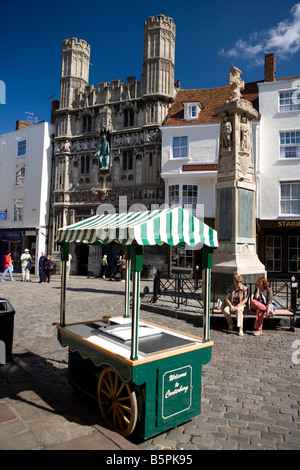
95, 134, 110, 170
221, 118, 232, 150
228, 66, 244, 101
64, 140, 70, 152
240, 117, 250, 151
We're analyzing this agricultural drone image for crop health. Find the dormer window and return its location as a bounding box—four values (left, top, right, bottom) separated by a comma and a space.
184, 102, 199, 120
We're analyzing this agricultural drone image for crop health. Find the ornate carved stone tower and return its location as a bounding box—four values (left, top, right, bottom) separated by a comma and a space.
60, 38, 91, 109
212, 66, 266, 292
51, 16, 178, 276
142, 14, 176, 99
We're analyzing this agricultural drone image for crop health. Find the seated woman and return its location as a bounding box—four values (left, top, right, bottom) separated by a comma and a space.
251, 277, 274, 336
223, 275, 248, 337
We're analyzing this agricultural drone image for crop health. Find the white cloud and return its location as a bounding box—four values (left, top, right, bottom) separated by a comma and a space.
268, 3, 300, 53
220, 3, 300, 64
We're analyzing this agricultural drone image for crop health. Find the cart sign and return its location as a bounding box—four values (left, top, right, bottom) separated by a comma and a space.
160, 365, 192, 421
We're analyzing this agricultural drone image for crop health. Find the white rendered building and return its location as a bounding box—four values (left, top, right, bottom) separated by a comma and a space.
0, 121, 56, 273
161, 85, 259, 274
161, 54, 299, 277
257, 56, 300, 275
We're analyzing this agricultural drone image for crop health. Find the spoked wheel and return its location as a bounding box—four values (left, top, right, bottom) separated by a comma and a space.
97, 367, 138, 436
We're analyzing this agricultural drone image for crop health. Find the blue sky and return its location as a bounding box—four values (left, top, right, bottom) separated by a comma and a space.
0, 0, 300, 135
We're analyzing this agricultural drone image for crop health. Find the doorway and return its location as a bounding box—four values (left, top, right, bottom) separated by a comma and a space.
75, 244, 89, 275
0, 236, 21, 273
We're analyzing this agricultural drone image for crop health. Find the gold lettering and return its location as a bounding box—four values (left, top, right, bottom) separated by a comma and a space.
277, 220, 300, 228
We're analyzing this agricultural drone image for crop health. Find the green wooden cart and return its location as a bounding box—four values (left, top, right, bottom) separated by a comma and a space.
54, 207, 218, 439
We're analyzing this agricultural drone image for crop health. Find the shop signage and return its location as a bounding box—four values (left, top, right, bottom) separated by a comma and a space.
277, 220, 300, 228
0, 212, 6, 220
260, 220, 300, 229
182, 164, 218, 172
161, 365, 192, 420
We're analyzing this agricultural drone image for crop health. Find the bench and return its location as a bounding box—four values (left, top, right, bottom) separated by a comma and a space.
212, 308, 295, 331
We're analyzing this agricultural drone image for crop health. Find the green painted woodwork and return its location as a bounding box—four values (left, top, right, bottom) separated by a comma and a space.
59, 242, 69, 327
60, 241, 69, 261
202, 245, 213, 269
131, 243, 143, 271
55, 208, 217, 438
60, 333, 212, 439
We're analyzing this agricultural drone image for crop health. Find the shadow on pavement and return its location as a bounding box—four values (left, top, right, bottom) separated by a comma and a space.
1, 350, 102, 429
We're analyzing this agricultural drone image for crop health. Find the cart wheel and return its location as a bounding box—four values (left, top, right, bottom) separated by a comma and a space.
97, 367, 138, 437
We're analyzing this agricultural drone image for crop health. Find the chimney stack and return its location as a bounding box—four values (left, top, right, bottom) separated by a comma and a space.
264, 53, 276, 82
16, 120, 34, 130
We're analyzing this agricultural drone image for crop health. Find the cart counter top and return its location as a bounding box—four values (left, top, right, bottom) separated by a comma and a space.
55, 317, 213, 366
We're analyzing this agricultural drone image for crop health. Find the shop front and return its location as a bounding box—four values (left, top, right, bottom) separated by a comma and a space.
258, 219, 300, 278
0, 230, 22, 273
0, 229, 37, 274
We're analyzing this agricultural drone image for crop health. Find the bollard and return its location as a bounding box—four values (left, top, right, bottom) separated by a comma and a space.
291, 276, 298, 313
152, 271, 161, 303
194, 266, 200, 288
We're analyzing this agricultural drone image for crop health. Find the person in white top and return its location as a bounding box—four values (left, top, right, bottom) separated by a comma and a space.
66, 254, 72, 281
20, 249, 32, 282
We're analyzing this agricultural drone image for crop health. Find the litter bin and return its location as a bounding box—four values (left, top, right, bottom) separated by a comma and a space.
0, 298, 15, 363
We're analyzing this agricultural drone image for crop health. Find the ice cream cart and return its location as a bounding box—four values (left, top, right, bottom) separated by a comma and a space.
54, 207, 218, 439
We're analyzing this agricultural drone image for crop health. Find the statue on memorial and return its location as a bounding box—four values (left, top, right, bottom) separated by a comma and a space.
95, 134, 110, 170
221, 119, 232, 150
240, 117, 250, 152
228, 66, 244, 101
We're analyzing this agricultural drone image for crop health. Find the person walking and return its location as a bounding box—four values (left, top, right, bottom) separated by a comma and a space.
66, 254, 72, 281
100, 255, 108, 278
43, 255, 53, 284
109, 255, 119, 280
21, 249, 32, 282
0, 250, 15, 281
120, 255, 126, 282
38, 252, 47, 283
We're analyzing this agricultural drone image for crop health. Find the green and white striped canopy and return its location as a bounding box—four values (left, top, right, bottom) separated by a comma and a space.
56, 207, 218, 248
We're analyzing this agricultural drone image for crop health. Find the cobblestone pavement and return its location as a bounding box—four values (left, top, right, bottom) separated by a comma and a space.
1, 273, 300, 450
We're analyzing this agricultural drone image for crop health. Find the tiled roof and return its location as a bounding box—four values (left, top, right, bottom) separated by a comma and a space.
164, 81, 261, 126
275, 75, 300, 81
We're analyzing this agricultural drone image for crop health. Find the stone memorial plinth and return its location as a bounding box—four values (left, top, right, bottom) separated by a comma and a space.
212, 66, 266, 293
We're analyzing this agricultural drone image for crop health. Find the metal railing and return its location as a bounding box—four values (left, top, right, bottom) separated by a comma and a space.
152, 271, 300, 314
152, 270, 203, 308
211, 278, 299, 313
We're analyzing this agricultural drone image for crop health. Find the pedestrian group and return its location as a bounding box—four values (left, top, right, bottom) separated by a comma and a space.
0, 249, 54, 284
100, 253, 126, 282
1, 248, 277, 335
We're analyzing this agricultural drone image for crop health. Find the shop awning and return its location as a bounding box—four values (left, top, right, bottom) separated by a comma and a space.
56, 207, 218, 248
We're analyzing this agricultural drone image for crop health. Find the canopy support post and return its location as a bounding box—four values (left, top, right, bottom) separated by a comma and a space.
202, 245, 213, 342
124, 246, 131, 319
130, 244, 143, 360
60, 242, 69, 327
